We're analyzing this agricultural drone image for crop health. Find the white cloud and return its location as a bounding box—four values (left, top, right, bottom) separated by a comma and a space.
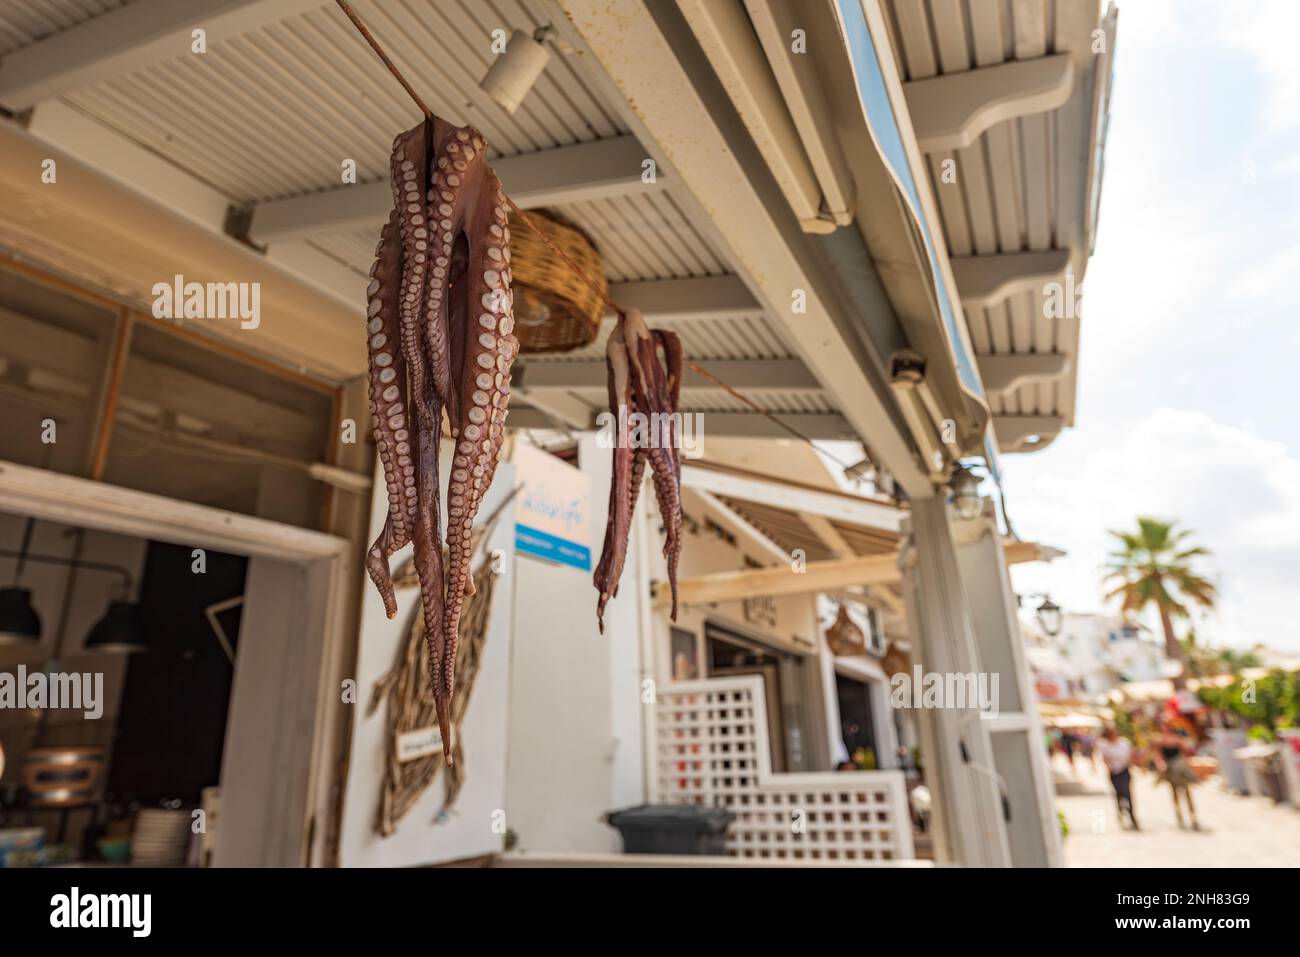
1221, 0, 1300, 132
1006, 409, 1300, 652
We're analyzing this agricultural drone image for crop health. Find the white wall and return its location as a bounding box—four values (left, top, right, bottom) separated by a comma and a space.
503, 434, 645, 853
338, 456, 517, 867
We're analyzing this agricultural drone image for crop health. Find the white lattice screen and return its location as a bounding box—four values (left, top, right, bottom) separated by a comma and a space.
653, 677, 914, 862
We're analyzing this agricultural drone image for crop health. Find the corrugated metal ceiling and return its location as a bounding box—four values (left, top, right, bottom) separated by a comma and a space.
6, 0, 831, 418
881, 0, 1096, 426
63, 0, 625, 203
0, 0, 125, 57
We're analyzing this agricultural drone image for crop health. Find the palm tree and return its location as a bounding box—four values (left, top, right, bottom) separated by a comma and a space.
1104, 518, 1217, 689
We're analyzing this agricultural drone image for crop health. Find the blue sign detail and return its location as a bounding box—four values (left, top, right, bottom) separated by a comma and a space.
515, 523, 592, 571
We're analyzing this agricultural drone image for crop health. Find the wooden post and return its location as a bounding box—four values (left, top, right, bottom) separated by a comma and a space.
84, 308, 134, 481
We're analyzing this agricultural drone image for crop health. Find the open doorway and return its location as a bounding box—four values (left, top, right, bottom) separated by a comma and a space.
0, 512, 247, 865
835, 672, 880, 769
0, 462, 352, 866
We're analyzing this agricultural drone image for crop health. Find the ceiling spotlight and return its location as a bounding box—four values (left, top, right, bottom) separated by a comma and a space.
480, 25, 555, 114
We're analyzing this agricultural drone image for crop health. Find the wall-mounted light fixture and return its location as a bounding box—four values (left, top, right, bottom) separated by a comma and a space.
947, 464, 984, 521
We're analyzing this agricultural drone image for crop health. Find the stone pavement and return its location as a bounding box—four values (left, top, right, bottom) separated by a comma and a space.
1053, 755, 1300, 867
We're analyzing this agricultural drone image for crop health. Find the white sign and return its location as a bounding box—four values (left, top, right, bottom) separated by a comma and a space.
512, 442, 593, 571
396, 726, 443, 763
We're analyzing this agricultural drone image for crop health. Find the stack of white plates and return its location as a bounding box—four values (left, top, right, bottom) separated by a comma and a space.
131, 809, 191, 867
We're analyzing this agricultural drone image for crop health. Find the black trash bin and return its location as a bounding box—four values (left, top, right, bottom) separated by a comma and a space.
604, 803, 734, 855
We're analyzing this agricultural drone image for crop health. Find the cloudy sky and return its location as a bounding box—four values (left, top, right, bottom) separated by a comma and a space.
1004, 0, 1300, 651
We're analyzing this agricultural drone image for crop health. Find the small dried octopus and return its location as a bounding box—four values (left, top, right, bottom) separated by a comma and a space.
593, 308, 684, 630
364, 115, 518, 765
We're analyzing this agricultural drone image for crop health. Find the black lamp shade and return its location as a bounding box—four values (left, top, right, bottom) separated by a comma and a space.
84, 601, 148, 653
1036, 598, 1063, 637
0, 587, 41, 644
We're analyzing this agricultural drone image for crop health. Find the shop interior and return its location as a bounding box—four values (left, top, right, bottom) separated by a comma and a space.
0, 262, 344, 866
0, 513, 245, 865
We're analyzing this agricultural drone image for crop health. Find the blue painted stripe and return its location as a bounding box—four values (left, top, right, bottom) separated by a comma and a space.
515, 523, 592, 571
836, 0, 988, 408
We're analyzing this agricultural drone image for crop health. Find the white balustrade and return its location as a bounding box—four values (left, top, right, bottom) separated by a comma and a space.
653, 676, 914, 862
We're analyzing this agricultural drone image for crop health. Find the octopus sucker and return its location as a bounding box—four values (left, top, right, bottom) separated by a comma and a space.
363, 116, 518, 766
592, 309, 684, 630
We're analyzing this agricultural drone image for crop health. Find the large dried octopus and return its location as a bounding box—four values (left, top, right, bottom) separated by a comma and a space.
364, 115, 518, 765
593, 308, 684, 630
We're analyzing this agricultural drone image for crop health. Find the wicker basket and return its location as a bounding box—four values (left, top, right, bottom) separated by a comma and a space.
507, 209, 607, 354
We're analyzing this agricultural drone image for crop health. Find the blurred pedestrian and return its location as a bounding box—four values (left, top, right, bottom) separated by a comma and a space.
1154, 717, 1200, 830
1097, 725, 1139, 830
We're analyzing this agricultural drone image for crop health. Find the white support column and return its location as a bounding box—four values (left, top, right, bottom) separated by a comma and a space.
954, 509, 1064, 867
899, 496, 1011, 867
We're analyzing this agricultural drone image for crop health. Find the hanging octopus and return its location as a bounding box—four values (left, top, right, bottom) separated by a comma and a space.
364, 115, 518, 766
593, 308, 684, 631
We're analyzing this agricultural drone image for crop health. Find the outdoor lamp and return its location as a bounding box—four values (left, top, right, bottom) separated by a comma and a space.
1036, 597, 1063, 637
480, 26, 555, 113
84, 601, 148, 654
947, 464, 984, 521
0, 587, 41, 645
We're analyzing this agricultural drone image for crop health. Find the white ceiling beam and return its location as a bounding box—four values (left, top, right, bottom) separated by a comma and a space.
687, 412, 851, 441
676, 0, 828, 233
25, 101, 229, 230
263, 240, 367, 313
904, 54, 1075, 153
655, 538, 1057, 608
993, 414, 1066, 454
744, 0, 855, 225
681, 464, 904, 532
509, 383, 594, 431
248, 134, 661, 244
0, 0, 323, 110
977, 354, 1071, 398
949, 248, 1071, 310
505, 406, 850, 440
518, 357, 818, 393
605, 274, 759, 323
550, 0, 932, 497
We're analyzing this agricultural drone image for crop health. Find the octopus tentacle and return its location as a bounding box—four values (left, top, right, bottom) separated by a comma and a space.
442, 168, 517, 722
390, 127, 436, 425
593, 310, 685, 626
594, 321, 636, 632
365, 211, 417, 619
363, 116, 520, 768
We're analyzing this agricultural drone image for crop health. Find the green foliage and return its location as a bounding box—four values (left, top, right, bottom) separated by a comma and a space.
1181, 630, 1261, 679
1058, 809, 1070, 840
1113, 708, 1136, 742
1104, 518, 1217, 623
1103, 518, 1217, 680
852, 746, 877, 771
1197, 669, 1300, 737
